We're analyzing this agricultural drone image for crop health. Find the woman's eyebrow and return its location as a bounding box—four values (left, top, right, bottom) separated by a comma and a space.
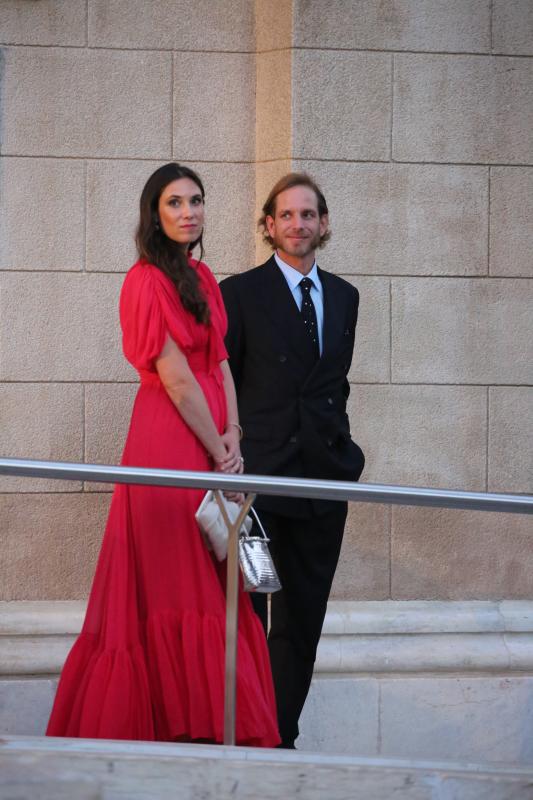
166, 193, 202, 200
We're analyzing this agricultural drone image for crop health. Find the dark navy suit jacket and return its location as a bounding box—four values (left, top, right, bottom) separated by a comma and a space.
219, 256, 364, 516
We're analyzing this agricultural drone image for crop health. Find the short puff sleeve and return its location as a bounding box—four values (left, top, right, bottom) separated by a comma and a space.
120, 261, 194, 372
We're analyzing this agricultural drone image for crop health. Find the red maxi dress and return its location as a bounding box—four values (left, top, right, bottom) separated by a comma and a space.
46, 258, 280, 747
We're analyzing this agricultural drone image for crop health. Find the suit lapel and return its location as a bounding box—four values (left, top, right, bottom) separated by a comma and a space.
258, 257, 318, 365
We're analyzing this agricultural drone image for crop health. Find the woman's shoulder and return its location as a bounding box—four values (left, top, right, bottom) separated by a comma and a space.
128, 257, 212, 278
121, 261, 171, 313
125, 259, 165, 282
122, 259, 174, 295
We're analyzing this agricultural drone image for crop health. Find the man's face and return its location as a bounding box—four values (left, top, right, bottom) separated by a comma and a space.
266, 185, 328, 263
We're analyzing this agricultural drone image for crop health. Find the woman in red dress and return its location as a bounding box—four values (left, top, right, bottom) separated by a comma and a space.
46, 163, 280, 747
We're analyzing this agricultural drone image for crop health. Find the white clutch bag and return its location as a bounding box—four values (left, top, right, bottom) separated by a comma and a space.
195, 490, 252, 562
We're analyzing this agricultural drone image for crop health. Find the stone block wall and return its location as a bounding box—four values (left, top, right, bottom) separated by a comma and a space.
0, 1, 531, 601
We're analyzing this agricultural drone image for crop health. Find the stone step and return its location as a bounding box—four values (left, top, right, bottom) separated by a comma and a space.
2, 600, 533, 765
3, 599, 533, 676
2, 735, 533, 800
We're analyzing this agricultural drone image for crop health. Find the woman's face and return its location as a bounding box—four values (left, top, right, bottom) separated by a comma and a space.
157, 177, 205, 247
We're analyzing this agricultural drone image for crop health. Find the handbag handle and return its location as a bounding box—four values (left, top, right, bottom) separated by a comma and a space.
249, 506, 269, 540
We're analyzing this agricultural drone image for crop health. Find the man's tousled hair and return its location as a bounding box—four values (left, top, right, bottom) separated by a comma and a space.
258, 172, 331, 249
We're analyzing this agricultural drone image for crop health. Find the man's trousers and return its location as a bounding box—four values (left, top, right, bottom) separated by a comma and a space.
250, 502, 347, 747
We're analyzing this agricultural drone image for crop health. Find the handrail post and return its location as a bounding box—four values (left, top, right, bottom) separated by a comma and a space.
215, 490, 257, 746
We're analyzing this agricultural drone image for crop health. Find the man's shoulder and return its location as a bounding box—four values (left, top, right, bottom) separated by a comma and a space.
318, 268, 359, 299
219, 259, 274, 292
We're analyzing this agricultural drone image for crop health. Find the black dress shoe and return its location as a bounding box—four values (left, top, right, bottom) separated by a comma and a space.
276, 741, 296, 749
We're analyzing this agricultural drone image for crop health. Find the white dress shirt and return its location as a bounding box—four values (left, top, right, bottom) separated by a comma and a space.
274, 252, 324, 355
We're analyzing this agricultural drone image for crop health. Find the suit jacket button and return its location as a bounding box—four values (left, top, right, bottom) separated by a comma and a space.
279, 354, 287, 363
327, 438, 333, 447
327, 397, 333, 405
289, 435, 297, 444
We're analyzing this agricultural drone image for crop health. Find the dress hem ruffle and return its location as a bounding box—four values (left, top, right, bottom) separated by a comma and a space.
46, 607, 280, 749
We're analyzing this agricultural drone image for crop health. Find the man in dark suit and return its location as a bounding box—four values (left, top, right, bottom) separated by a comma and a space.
219, 173, 364, 749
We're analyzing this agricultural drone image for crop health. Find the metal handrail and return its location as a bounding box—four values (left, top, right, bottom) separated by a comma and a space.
0, 458, 532, 514
1, 456, 532, 745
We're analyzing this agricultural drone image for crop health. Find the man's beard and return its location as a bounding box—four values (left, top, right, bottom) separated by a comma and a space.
273, 229, 322, 256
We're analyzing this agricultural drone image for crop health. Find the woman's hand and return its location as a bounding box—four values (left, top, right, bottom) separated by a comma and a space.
217, 365, 244, 499
214, 430, 244, 503
223, 490, 245, 505
212, 440, 242, 474
220, 429, 244, 475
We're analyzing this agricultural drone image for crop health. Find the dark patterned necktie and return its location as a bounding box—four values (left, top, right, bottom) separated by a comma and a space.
299, 277, 320, 359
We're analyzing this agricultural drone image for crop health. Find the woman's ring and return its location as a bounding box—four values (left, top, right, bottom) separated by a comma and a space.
239, 456, 244, 463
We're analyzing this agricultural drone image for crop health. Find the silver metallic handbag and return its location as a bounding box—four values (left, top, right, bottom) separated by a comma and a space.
239, 508, 281, 594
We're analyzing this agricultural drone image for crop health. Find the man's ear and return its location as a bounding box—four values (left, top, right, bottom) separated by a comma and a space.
319, 214, 329, 237
265, 215, 276, 238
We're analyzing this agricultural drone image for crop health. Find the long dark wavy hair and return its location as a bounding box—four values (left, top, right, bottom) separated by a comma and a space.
136, 163, 210, 325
